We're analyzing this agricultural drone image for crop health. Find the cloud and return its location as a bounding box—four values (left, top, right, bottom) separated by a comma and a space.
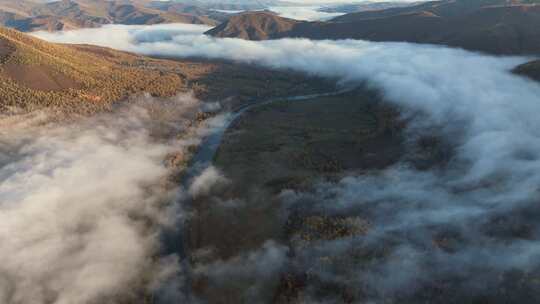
188, 166, 229, 198
280, 165, 540, 299
268, 6, 345, 21
195, 240, 287, 279
0, 93, 219, 304
33, 23, 540, 301
33, 24, 211, 49
194, 241, 288, 302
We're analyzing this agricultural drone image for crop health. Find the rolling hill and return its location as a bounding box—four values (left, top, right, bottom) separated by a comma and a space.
0, 0, 218, 32
319, 1, 421, 14
0, 25, 334, 115
206, 0, 540, 55
147, 1, 231, 23
515, 60, 540, 81
205, 11, 298, 40
0, 25, 186, 113
330, 0, 518, 21
148, 0, 280, 11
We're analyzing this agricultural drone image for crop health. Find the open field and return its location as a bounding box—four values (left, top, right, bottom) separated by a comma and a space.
215, 90, 405, 192
187, 89, 410, 303
186, 84, 540, 303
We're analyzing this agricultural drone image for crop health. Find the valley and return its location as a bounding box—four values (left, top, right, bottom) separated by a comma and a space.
1, 1, 540, 303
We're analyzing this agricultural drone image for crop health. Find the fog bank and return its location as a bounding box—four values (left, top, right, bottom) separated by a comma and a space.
0, 94, 226, 304
34, 23, 540, 301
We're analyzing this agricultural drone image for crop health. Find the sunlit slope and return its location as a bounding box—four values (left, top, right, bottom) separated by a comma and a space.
0, 26, 184, 113
0, 0, 217, 32
205, 11, 298, 40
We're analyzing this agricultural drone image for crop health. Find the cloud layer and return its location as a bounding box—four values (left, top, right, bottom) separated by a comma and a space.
33, 23, 540, 301
0, 94, 226, 304
267, 6, 345, 21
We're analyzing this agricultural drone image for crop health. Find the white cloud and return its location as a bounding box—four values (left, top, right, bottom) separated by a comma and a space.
0, 94, 215, 304
208, 0, 424, 21
32, 23, 540, 300
33, 26, 540, 197
188, 166, 229, 197
268, 5, 345, 21
194, 241, 287, 301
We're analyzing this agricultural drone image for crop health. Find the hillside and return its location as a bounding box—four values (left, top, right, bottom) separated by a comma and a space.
147, 1, 231, 22
149, 0, 279, 11
331, 0, 516, 21
205, 11, 298, 40
206, 0, 540, 55
515, 60, 540, 81
0, 0, 37, 16
0, 26, 187, 113
0, 0, 217, 32
320, 1, 421, 14
0, 26, 334, 115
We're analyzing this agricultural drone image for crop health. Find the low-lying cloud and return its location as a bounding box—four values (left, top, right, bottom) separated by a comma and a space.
33, 23, 540, 301
0, 94, 227, 304
268, 6, 345, 21
194, 240, 287, 302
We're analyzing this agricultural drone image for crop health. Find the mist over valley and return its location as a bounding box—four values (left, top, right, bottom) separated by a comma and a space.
1, 0, 540, 303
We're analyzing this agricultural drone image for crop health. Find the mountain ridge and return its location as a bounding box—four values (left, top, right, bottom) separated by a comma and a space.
0, 25, 185, 113
515, 60, 540, 81
0, 0, 218, 32
0, 25, 335, 116
205, 11, 298, 40
206, 0, 540, 55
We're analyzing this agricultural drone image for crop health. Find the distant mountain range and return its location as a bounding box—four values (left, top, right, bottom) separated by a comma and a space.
319, 1, 422, 14
2, 0, 538, 82
0, 23, 334, 114
154, 0, 280, 11
205, 11, 297, 40
206, 0, 540, 56
146, 1, 230, 23
0, 0, 430, 33
0, 0, 222, 32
